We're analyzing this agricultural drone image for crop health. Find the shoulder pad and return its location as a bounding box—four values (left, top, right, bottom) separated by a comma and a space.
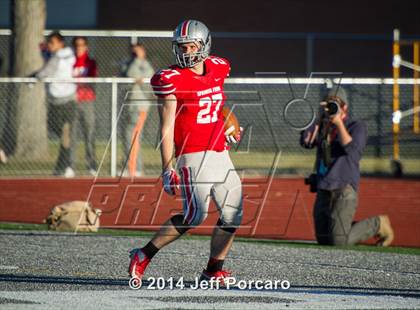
207, 56, 231, 78
151, 68, 180, 97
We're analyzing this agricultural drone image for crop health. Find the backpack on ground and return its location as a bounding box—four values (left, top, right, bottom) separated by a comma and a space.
45, 201, 101, 232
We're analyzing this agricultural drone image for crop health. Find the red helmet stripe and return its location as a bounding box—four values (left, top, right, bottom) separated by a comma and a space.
181, 20, 190, 37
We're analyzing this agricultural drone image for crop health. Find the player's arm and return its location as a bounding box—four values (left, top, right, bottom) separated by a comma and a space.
158, 94, 176, 171
158, 94, 180, 195
152, 69, 179, 194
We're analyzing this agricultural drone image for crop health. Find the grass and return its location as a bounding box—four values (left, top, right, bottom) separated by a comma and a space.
1, 222, 419, 256
0, 141, 419, 176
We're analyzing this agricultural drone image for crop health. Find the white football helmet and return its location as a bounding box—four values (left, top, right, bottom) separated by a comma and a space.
172, 20, 211, 68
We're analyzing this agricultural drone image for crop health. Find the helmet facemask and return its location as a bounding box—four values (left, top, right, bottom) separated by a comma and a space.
172, 39, 209, 68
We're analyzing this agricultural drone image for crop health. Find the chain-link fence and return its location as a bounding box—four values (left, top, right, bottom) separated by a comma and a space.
0, 30, 173, 77
3, 29, 420, 78
0, 30, 419, 177
0, 76, 419, 177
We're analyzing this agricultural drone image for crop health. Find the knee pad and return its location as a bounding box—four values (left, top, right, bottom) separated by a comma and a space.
170, 214, 192, 235
219, 201, 243, 230
216, 218, 238, 234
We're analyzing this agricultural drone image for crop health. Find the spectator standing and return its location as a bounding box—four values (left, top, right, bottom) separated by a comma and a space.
36, 31, 76, 178
122, 43, 155, 176
71, 36, 98, 176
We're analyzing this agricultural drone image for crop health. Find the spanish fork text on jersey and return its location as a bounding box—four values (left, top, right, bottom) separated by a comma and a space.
151, 56, 231, 157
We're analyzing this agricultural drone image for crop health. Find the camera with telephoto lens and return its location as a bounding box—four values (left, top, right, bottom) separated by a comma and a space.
324, 100, 340, 117
304, 173, 318, 193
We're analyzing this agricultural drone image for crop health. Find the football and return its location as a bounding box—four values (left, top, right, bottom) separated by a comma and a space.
222, 106, 240, 137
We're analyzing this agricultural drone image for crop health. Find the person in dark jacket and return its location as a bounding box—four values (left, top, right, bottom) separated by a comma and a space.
300, 86, 394, 246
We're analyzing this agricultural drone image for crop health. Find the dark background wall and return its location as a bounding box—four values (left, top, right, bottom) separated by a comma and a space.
1, 0, 419, 76
97, 0, 419, 34
98, 0, 420, 76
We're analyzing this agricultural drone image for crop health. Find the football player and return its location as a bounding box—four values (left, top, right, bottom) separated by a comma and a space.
128, 20, 243, 284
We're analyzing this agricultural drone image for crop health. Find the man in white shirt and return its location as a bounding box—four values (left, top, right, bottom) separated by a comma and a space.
36, 31, 76, 177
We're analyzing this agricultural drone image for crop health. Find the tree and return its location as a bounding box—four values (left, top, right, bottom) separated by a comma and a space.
13, 0, 47, 159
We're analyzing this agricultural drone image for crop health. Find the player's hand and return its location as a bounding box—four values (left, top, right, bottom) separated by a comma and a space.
162, 168, 180, 195
225, 126, 243, 144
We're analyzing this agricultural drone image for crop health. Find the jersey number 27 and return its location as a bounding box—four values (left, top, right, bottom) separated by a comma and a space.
197, 93, 223, 124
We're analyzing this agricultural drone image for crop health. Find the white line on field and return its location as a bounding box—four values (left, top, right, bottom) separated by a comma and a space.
0, 265, 19, 270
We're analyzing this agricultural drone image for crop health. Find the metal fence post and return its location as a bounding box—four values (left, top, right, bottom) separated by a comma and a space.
306, 34, 314, 75
111, 79, 118, 177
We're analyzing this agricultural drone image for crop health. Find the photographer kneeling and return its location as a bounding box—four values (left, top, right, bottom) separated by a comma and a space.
300, 86, 394, 246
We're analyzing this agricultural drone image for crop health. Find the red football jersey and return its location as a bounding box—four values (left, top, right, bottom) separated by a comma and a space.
151, 56, 231, 157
